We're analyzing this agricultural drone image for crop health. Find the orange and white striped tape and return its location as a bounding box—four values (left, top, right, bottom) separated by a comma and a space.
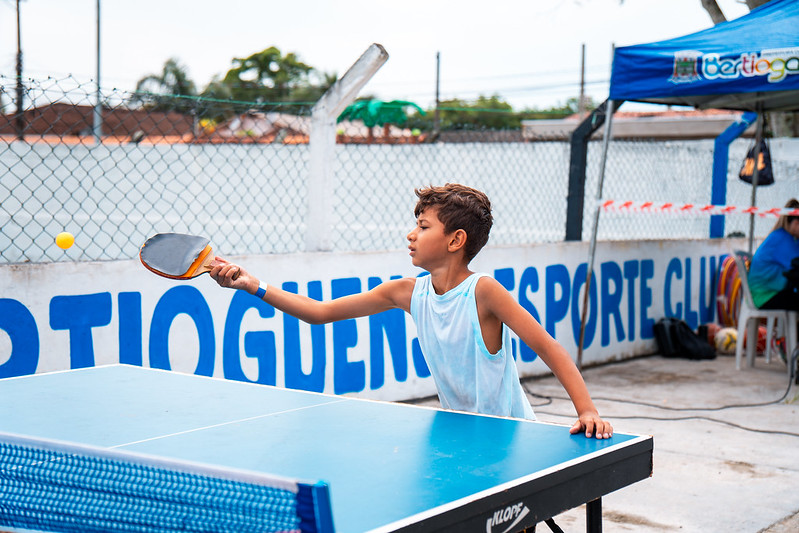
601, 200, 799, 217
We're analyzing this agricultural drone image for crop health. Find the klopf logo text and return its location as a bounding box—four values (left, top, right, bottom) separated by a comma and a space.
671, 48, 799, 84
486, 502, 530, 533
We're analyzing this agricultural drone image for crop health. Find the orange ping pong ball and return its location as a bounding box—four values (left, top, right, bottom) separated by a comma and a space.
55, 231, 75, 250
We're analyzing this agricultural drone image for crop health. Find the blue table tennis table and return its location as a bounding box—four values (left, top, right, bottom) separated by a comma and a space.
0, 365, 652, 533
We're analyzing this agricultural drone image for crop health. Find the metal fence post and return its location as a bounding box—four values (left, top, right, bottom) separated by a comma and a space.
710, 112, 757, 238
306, 44, 388, 252
565, 100, 619, 241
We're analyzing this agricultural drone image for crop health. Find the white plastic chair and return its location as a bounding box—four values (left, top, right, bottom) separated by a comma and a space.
733, 251, 798, 372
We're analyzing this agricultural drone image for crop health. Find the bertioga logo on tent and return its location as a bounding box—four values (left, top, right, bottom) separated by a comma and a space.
671, 47, 799, 85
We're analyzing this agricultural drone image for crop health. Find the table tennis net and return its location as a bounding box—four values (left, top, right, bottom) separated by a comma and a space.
0, 432, 332, 533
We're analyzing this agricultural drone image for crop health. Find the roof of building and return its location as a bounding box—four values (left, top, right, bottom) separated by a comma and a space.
0, 103, 195, 138
522, 108, 754, 141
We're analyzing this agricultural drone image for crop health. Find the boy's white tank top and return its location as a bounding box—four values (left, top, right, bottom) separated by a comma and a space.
410, 273, 535, 420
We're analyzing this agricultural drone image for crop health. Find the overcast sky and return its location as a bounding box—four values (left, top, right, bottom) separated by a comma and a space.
1, 0, 750, 110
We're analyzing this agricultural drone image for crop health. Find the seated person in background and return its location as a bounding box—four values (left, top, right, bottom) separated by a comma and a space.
748, 198, 799, 311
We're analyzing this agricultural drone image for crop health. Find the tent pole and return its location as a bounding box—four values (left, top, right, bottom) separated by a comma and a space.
577, 99, 615, 370
747, 109, 764, 255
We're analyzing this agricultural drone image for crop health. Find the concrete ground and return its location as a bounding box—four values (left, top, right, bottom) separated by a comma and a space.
414, 353, 799, 532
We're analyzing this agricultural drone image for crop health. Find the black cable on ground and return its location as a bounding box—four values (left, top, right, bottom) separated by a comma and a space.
525, 350, 798, 412
522, 353, 799, 438
525, 374, 793, 412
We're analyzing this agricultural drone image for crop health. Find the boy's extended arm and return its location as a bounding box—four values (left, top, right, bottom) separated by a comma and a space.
477, 277, 613, 439
208, 257, 413, 324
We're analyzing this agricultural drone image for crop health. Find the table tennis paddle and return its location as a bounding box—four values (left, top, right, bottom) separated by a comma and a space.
139, 233, 238, 280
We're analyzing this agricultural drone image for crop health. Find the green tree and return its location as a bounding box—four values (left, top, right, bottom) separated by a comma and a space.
220, 46, 315, 103
413, 95, 520, 130
405, 94, 596, 132
194, 47, 338, 123
289, 70, 338, 104
517, 96, 598, 120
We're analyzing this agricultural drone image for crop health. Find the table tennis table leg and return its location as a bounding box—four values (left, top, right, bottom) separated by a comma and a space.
586, 498, 602, 533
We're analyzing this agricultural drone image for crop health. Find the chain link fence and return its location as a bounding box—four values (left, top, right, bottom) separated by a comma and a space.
2, 75, 798, 264
587, 138, 799, 241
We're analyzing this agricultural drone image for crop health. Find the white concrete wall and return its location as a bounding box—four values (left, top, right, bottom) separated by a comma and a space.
0, 237, 745, 401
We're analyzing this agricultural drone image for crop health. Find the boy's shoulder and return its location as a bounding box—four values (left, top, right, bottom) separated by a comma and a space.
380, 277, 417, 293
384, 275, 417, 294
474, 274, 510, 300
366, 277, 417, 313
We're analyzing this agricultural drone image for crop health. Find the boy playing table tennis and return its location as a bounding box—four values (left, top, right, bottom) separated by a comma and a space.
210, 183, 612, 439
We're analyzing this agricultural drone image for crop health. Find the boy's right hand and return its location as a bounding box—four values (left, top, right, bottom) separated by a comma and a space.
570, 412, 613, 440
209, 257, 259, 295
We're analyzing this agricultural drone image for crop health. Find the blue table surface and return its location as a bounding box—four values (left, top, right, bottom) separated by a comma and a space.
0, 365, 643, 532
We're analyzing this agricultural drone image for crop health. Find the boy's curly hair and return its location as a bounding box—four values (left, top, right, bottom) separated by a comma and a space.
414, 183, 493, 262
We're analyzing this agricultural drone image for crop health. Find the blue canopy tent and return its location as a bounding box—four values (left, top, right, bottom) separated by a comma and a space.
610, 0, 799, 111
577, 0, 799, 366
605, 0, 799, 246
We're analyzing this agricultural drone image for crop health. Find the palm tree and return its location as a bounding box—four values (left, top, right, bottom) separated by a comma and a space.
131, 58, 198, 113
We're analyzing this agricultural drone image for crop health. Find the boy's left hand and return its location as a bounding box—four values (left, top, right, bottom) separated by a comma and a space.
570, 413, 613, 439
